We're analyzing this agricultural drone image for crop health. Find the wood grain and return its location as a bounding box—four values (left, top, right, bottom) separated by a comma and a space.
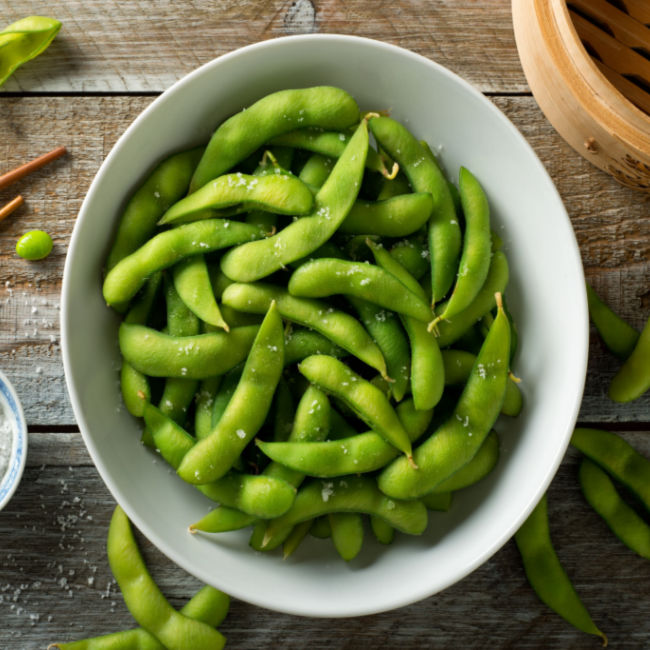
1, 430, 648, 649
0, 0, 526, 94
0, 95, 647, 424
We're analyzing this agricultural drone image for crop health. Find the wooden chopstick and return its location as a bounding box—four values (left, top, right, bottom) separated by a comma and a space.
0, 195, 24, 223
0, 145, 67, 191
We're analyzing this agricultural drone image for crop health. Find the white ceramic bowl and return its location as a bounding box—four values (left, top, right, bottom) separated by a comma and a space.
0, 369, 28, 512
62, 35, 588, 617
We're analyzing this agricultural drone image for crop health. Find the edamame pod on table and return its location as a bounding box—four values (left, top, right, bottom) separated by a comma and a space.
219, 119, 368, 282
177, 302, 285, 484
514, 495, 606, 645
190, 86, 360, 191
298, 354, 416, 465
107, 507, 227, 650
378, 293, 510, 499
106, 147, 204, 270
288, 258, 433, 322
159, 172, 314, 225
221, 282, 388, 378
609, 314, 650, 403
103, 219, 265, 307
260, 476, 428, 551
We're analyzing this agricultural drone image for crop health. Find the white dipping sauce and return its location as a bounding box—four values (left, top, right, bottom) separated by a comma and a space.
0, 392, 16, 483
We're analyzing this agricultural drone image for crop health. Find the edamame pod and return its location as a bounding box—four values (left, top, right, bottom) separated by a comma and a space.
119, 323, 258, 379
107, 507, 226, 650
284, 328, 346, 366
299, 355, 415, 464
609, 315, 650, 403
177, 302, 284, 484
288, 258, 433, 322
221, 282, 387, 378
103, 219, 265, 307
190, 86, 360, 191
260, 476, 428, 551
219, 119, 368, 282
389, 238, 429, 280
378, 293, 510, 499
160, 172, 314, 225
329, 513, 364, 561
106, 147, 204, 270
514, 496, 606, 645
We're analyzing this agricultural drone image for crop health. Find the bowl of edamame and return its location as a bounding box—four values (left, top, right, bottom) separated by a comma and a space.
62, 34, 588, 617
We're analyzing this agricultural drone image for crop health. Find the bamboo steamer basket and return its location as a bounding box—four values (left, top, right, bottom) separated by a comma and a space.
512, 0, 650, 190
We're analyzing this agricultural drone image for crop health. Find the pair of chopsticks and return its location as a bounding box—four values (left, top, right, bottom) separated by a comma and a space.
0, 145, 67, 222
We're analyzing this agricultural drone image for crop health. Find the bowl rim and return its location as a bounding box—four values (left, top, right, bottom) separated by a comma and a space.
0, 368, 28, 512
61, 33, 588, 617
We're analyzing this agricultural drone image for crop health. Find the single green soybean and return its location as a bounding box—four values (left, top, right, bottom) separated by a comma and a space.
339, 193, 434, 237
348, 298, 410, 402
298, 354, 415, 464
368, 116, 460, 305
177, 302, 284, 484
257, 398, 432, 477
259, 476, 428, 551
579, 458, 650, 560
586, 282, 639, 359
49, 584, 229, 650
221, 282, 387, 378
103, 219, 264, 307
288, 258, 433, 322
571, 428, 650, 511
107, 506, 227, 650
378, 293, 510, 499
609, 314, 650, 403
106, 147, 204, 270
0, 16, 61, 87
16, 229, 53, 260
435, 250, 509, 348
219, 119, 368, 282
284, 327, 346, 366
159, 172, 313, 225
514, 495, 606, 645
190, 86, 360, 192
119, 323, 258, 379
172, 254, 229, 330
329, 512, 364, 561
432, 167, 492, 327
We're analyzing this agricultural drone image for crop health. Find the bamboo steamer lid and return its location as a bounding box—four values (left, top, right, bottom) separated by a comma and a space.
512, 0, 650, 191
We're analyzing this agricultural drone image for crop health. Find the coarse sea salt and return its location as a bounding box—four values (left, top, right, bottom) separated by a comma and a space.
0, 393, 16, 484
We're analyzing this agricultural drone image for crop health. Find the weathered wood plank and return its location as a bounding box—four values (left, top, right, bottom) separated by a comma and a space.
1, 431, 648, 648
0, 0, 526, 94
0, 95, 648, 425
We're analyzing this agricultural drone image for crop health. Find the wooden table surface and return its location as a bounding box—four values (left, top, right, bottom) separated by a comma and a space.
0, 1, 648, 648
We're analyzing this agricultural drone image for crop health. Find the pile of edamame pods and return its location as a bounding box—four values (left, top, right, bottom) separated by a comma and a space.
102, 86, 522, 562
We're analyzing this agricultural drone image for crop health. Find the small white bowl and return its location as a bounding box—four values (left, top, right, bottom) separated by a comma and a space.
0, 369, 28, 512
62, 35, 588, 617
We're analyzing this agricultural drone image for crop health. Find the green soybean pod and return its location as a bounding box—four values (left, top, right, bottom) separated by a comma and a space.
282, 520, 313, 559
571, 428, 650, 511
103, 219, 265, 307
107, 507, 226, 650
48, 584, 229, 650
219, 119, 368, 282
609, 315, 650, 403
177, 302, 284, 484
190, 87, 360, 192
514, 495, 606, 645
299, 355, 415, 464
119, 323, 258, 379
106, 147, 204, 270
376, 173, 411, 201
310, 516, 332, 539
194, 376, 221, 439
329, 513, 364, 561
586, 283, 639, 359
259, 476, 428, 551
284, 328, 346, 366
368, 116, 460, 305
159, 172, 314, 225
172, 254, 229, 331
288, 258, 433, 322
210, 364, 243, 429
370, 515, 395, 545
378, 293, 510, 499
298, 153, 335, 187
579, 458, 650, 559
221, 282, 388, 378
